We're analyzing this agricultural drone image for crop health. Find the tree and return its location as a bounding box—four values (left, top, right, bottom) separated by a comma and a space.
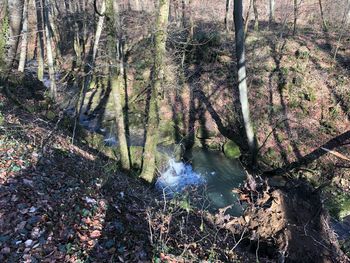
92, 0, 106, 62
140, 0, 170, 182
3, 0, 24, 75
18, 0, 28, 72
224, 0, 231, 31
43, 0, 57, 99
106, 0, 131, 171
233, 0, 257, 162
269, 0, 275, 24
34, 0, 44, 81
293, 0, 298, 35
252, 0, 259, 30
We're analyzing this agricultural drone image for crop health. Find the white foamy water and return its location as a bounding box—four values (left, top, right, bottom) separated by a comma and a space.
155, 159, 205, 195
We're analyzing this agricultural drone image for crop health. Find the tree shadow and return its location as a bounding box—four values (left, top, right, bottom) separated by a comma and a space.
0, 95, 154, 262
267, 36, 302, 164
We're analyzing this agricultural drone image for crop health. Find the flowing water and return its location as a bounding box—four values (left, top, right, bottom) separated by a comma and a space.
156, 148, 246, 216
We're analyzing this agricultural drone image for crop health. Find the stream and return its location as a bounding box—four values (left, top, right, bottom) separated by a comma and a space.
155, 149, 246, 216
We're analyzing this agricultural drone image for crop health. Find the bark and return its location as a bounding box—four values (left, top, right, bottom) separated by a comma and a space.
44, 0, 57, 99
182, 0, 186, 28
0, 1, 9, 71
4, 0, 24, 74
224, 0, 230, 31
252, 0, 259, 31
92, 0, 106, 62
233, 0, 257, 162
34, 0, 44, 81
18, 0, 28, 72
47, 2, 61, 60
318, 0, 327, 31
106, 0, 131, 170
244, 0, 252, 36
140, 0, 170, 182
269, 0, 275, 23
293, 0, 298, 35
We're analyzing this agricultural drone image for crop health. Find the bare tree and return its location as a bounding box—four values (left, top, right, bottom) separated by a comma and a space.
233, 0, 257, 162
44, 0, 57, 99
293, 0, 298, 35
92, 0, 106, 62
252, 0, 259, 30
34, 0, 44, 80
3, 0, 24, 74
18, 0, 29, 72
224, 0, 231, 31
269, 0, 275, 24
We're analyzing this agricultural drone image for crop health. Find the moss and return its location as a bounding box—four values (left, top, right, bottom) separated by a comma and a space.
46, 111, 56, 120
129, 146, 169, 172
84, 133, 117, 159
319, 120, 337, 135
129, 146, 143, 170
159, 120, 175, 140
325, 191, 350, 220
0, 10, 9, 69
0, 111, 4, 126
223, 141, 241, 159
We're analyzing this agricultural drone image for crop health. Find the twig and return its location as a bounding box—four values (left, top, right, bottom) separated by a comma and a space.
230, 227, 247, 251
257, 118, 288, 155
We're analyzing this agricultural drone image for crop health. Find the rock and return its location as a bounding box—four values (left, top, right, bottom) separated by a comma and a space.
223, 141, 241, 159
24, 239, 33, 247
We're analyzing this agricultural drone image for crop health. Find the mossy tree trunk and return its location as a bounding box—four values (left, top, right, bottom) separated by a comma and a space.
0, 1, 9, 73
233, 0, 257, 163
106, 0, 131, 171
140, 0, 170, 182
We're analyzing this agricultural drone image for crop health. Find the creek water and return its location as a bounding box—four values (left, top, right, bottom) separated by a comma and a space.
156, 148, 246, 216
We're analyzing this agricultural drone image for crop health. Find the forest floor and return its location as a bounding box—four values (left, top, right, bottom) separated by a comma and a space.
1, 75, 349, 262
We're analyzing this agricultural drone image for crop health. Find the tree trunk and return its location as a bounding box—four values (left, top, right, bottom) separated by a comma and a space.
18, 0, 29, 72
106, 0, 131, 170
233, 0, 257, 162
318, 0, 327, 31
44, 0, 57, 99
4, 0, 24, 74
244, 0, 252, 36
293, 0, 298, 35
224, 0, 230, 31
0, 1, 9, 71
92, 0, 106, 62
252, 0, 259, 31
47, 2, 61, 61
34, 0, 44, 81
269, 0, 275, 24
140, 0, 170, 182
